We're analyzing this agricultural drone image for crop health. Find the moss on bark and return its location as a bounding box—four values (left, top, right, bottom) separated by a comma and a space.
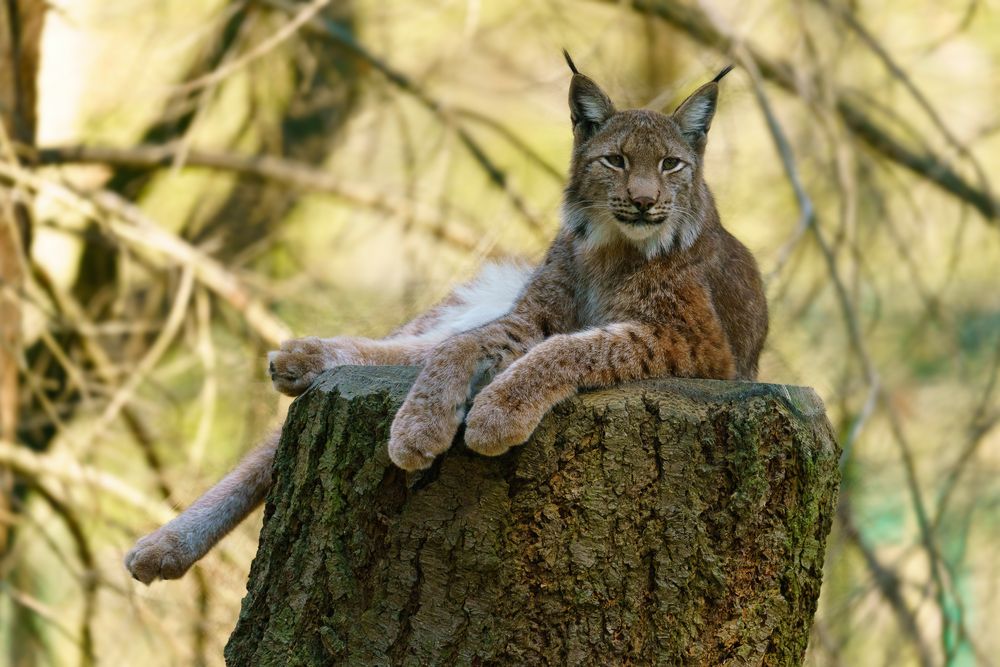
226, 366, 840, 666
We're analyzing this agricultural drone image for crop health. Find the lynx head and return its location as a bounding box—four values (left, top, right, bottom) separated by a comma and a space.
562, 52, 732, 257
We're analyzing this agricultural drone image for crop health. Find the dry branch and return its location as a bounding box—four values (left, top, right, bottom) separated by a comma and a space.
743, 45, 968, 663
30, 143, 508, 258
0, 160, 291, 346
616, 0, 999, 222
171, 0, 332, 96
0, 0, 46, 557
0, 440, 175, 524
259, 0, 550, 237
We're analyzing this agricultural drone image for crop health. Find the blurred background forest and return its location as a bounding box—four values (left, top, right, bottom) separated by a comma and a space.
0, 0, 998, 665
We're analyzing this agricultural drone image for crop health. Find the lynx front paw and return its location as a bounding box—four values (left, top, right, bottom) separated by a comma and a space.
268, 337, 338, 396
124, 527, 197, 584
388, 401, 463, 471
465, 388, 543, 457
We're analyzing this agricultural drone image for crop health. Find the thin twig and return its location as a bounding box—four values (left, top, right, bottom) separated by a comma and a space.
190, 288, 218, 466
0, 581, 89, 651
29, 483, 97, 667
0, 440, 175, 524
933, 336, 1000, 528
614, 0, 999, 222
30, 143, 509, 258
838, 500, 935, 667
0, 161, 292, 346
743, 49, 963, 666
454, 108, 564, 182
816, 0, 993, 204
170, 0, 332, 96
88, 266, 195, 452
258, 0, 550, 237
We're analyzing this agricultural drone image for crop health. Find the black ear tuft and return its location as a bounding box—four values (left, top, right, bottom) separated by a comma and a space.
712, 64, 735, 84
566, 54, 616, 142
672, 67, 733, 149
673, 83, 718, 142
563, 49, 580, 75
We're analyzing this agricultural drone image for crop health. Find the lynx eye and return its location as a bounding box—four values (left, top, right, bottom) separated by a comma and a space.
660, 157, 685, 174
599, 154, 626, 170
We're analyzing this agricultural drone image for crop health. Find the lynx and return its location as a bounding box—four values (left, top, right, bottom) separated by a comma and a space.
125, 54, 767, 584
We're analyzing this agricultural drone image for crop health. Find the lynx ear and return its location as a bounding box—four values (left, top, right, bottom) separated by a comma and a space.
564, 50, 615, 141
672, 65, 733, 147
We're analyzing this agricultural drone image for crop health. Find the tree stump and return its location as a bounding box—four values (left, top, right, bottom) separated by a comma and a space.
225, 366, 840, 666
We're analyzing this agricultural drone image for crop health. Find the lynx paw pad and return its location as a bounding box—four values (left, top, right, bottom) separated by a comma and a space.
124, 529, 196, 585
465, 393, 540, 457
388, 406, 462, 471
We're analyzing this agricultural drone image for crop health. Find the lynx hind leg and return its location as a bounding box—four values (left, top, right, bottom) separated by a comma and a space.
126, 431, 280, 584
268, 336, 357, 396
270, 263, 532, 397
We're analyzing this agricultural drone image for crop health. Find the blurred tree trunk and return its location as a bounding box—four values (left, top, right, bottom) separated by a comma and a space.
23, 1, 361, 447
89, 0, 360, 282
226, 367, 840, 666
27, 4, 358, 663
0, 0, 43, 548
0, 4, 46, 664
51, 3, 361, 444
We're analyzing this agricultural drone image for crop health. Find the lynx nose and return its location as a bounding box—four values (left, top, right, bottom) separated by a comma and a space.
631, 195, 655, 212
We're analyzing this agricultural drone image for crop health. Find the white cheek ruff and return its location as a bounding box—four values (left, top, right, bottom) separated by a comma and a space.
564, 200, 703, 260
572, 207, 621, 254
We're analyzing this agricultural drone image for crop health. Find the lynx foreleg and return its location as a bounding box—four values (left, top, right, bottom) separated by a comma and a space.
269, 263, 536, 396
124, 430, 280, 584
268, 336, 440, 396
465, 317, 736, 456
387, 316, 540, 470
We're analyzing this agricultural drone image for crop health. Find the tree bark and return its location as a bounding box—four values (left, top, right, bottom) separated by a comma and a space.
226, 366, 840, 666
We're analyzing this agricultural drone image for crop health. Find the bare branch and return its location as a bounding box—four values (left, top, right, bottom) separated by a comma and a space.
88, 265, 195, 452
29, 483, 97, 667
454, 108, 564, 183
743, 48, 964, 665
171, 0, 332, 97
0, 160, 292, 346
612, 0, 999, 222
838, 500, 935, 667
815, 0, 992, 202
0, 439, 175, 524
30, 143, 510, 258
257, 0, 551, 237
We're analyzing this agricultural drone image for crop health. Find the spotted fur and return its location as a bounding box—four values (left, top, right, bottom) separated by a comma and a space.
124, 58, 767, 583
389, 60, 767, 469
